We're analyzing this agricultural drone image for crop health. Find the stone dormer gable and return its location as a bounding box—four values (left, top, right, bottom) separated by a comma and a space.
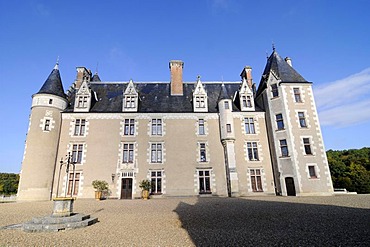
193, 76, 208, 112
239, 78, 255, 111
74, 79, 92, 112
122, 79, 138, 112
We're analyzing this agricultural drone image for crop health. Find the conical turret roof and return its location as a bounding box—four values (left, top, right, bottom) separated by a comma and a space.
37, 63, 66, 98
91, 72, 101, 82
218, 83, 230, 102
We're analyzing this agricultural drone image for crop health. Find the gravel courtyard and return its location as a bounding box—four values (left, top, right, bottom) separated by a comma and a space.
0, 195, 369, 246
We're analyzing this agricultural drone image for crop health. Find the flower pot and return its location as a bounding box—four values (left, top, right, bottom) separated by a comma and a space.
95, 191, 102, 200
142, 190, 149, 200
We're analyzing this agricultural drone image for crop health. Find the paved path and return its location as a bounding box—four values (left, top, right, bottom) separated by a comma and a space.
0, 195, 369, 246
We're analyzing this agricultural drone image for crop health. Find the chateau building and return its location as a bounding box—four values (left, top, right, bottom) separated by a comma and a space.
17, 50, 334, 201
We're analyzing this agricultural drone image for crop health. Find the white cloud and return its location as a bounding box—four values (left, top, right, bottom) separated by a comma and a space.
314, 68, 370, 127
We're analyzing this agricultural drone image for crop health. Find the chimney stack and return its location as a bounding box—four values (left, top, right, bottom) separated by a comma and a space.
240, 66, 253, 88
74, 67, 92, 89
285, 57, 292, 67
169, 60, 184, 96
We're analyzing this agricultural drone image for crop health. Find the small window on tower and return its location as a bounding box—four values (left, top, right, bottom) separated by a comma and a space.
49, 99, 53, 104
44, 119, 50, 131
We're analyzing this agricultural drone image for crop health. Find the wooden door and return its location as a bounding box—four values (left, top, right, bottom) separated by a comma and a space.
121, 178, 133, 199
285, 177, 296, 196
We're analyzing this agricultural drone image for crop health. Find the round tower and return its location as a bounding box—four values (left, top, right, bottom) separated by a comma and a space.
218, 84, 239, 197
17, 63, 68, 201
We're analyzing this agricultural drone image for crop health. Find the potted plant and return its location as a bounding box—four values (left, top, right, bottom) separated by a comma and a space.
139, 179, 151, 200
92, 180, 109, 200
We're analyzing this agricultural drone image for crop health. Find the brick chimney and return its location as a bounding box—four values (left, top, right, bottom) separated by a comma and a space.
74, 67, 92, 89
169, 60, 184, 96
240, 66, 253, 88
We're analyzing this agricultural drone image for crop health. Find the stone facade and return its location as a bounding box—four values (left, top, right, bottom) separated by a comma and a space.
17, 50, 334, 201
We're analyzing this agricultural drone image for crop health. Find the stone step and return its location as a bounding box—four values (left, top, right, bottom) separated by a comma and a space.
31, 213, 91, 224
23, 216, 98, 232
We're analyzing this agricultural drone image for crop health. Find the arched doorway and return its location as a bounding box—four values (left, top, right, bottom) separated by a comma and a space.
285, 177, 296, 196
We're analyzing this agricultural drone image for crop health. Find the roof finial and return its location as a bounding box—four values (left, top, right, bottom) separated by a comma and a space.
272, 42, 276, 51
197, 75, 201, 81
265, 50, 269, 59
54, 56, 59, 70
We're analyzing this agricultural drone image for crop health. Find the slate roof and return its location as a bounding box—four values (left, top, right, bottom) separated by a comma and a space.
37, 64, 67, 99
256, 50, 310, 96
65, 82, 254, 113
91, 73, 101, 82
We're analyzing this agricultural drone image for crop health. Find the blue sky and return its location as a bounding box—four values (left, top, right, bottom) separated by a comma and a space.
0, 0, 369, 173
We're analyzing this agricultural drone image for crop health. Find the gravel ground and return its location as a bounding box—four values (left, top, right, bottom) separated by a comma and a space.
0, 195, 369, 246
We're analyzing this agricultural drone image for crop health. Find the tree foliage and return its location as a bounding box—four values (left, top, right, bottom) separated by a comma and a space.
0, 173, 19, 195
327, 147, 370, 194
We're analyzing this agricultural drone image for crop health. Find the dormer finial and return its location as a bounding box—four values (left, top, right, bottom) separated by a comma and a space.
272, 42, 276, 51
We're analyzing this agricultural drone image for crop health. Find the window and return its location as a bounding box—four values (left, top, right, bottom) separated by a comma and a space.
67, 172, 80, 196
198, 119, 205, 135
49, 99, 53, 104
226, 124, 232, 133
244, 118, 255, 134
151, 119, 162, 136
74, 119, 86, 136
125, 96, 136, 108
303, 138, 312, 155
123, 143, 134, 163
280, 139, 289, 157
77, 96, 88, 108
195, 96, 206, 108
224, 101, 229, 109
124, 119, 135, 135
242, 95, 252, 108
271, 84, 279, 97
151, 143, 162, 163
44, 119, 50, 131
198, 170, 211, 194
246, 96, 252, 107
298, 112, 307, 128
250, 169, 263, 192
150, 171, 162, 194
308, 166, 317, 178
72, 144, 83, 163
200, 143, 207, 162
294, 88, 302, 102
276, 114, 284, 130
247, 142, 259, 161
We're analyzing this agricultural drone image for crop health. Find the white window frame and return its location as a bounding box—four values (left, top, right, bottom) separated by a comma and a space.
151, 119, 162, 136
150, 170, 163, 194
244, 117, 255, 134
150, 143, 163, 164
123, 143, 135, 163
246, 142, 259, 161
198, 169, 212, 194
249, 168, 263, 192
198, 119, 205, 135
67, 172, 81, 196
74, 119, 86, 136
124, 119, 135, 136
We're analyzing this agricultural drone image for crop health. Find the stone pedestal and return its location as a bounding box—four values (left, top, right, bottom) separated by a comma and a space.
52, 197, 75, 217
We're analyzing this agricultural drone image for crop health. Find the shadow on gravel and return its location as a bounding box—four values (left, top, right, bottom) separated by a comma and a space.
174, 197, 370, 246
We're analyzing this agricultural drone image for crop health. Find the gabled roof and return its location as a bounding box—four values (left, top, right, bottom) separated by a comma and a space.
37, 63, 66, 99
256, 50, 309, 96
64, 82, 252, 113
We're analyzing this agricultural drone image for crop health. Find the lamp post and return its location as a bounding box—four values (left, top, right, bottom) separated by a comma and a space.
56, 152, 76, 198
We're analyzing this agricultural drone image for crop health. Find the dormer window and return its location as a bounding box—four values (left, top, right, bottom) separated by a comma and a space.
123, 79, 138, 112
195, 96, 206, 108
239, 78, 255, 111
74, 80, 92, 112
125, 95, 137, 108
224, 101, 229, 109
77, 96, 88, 108
193, 76, 208, 112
